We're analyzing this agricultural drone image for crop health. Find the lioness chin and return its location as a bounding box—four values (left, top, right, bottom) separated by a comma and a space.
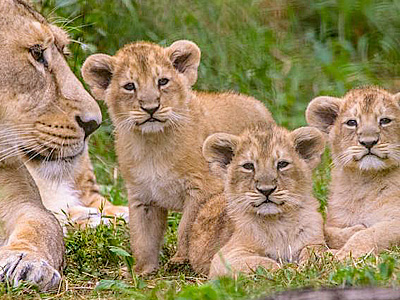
306, 87, 400, 260
189, 124, 326, 277
82, 40, 274, 275
0, 0, 103, 290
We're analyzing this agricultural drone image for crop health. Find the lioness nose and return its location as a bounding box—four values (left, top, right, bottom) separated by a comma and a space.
359, 138, 378, 149
76, 115, 101, 138
256, 185, 277, 198
141, 105, 160, 116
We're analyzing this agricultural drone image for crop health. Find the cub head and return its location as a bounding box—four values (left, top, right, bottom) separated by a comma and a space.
306, 87, 400, 172
0, 0, 102, 180
203, 124, 325, 217
82, 40, 201, 134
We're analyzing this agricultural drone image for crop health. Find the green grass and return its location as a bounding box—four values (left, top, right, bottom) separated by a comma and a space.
3, 0, 400, 298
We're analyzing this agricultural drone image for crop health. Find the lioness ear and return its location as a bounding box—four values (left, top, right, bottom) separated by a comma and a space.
166, 40, 201, 87
82, 54, 114, 100
291, 127, 325, 169
203, 133, 240, 177
306, 96, 341, 134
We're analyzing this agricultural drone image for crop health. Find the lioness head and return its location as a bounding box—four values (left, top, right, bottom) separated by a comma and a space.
203, 125, 325, 217
0, 0, 102, 179
306, 87, 400, 172
82, 40, 201, 134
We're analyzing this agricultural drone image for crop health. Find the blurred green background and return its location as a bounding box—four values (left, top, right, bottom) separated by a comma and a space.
34, 0, 400, 205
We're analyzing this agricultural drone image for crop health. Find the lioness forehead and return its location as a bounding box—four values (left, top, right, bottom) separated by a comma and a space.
0, 0, 69, 51
341, 87, 397, 114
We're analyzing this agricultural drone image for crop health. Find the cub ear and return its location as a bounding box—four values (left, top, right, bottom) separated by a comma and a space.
306, 96, 341, 133
394, 92, 400, 105
290, 127, 326, 169
82, 54, 114, 100
203, 133, 240, 177
166, 40, 201, 87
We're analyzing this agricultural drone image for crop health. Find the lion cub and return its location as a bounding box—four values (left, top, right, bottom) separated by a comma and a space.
306, 87, 400, 260
82, 40, 274, 274
189, 124, 326, 277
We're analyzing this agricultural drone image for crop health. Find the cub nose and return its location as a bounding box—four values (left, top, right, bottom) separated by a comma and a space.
359, 138, 378, 149
256, 185, 277, 198
141, 105, 160, 116
75, 115, 101, 138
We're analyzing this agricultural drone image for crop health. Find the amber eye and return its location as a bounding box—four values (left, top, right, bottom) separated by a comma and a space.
242, 162, 255, 171
29, 44, 48, 67
158, 78, 169, 86
380, 118, 392, 126
123, 83, 136, 91
346, 119, 357, 127
277, 161, 290, 170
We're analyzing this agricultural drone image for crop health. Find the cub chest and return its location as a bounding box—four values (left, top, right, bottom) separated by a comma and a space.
129, 159, 186, 211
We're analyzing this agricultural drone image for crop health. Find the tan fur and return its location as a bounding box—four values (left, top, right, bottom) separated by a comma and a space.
306, 87, 400, 260
190, 124, 325, 277
0, 0, 103, 289
82, 40, 274, 275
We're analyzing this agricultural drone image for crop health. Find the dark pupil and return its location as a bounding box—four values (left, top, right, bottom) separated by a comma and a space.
380, 118, 391, 125
30, 45, 46, 66
124, 83, 136, 91
277, 161, 289, 169
158, 78, 169, 86
242, 163, 254, 170
346, 120, 357, 126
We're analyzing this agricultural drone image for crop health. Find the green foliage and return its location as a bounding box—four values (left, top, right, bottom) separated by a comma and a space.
5, 0, 400, 298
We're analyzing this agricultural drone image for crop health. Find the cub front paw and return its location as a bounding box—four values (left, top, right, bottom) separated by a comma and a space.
134, 263, 158, 276
0, 250, 61, 290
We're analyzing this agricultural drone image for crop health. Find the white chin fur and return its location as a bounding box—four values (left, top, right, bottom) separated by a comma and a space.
30, 159, 76, 182
140, 122, 166, 134
256, 203, 282, 216
358, 155, 387, 171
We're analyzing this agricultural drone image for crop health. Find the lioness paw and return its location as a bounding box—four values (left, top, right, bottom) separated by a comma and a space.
0, 250, 61, 290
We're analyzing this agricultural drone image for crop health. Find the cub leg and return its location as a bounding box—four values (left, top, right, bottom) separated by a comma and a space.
0, 164, 64, 290
335, 221, 400, 260
325, 225, 366, 249
209, 247, 279, 278
129, 200, 167, 275
171, 196, 204, 264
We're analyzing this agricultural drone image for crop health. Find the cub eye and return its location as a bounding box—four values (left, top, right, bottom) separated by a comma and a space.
242, 162, 255, 171
380, 118, 392, 126
123, 83, 136, 91
277, 161, 290, 170
29, 44, 48, 67
346, 119, 358, 127
158, 78, 169, 86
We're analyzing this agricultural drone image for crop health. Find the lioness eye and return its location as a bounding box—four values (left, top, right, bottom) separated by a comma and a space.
29, 44, 48, 68
158, 78, 169, 86
346, 119, 357, 127
242, 162, 255, 171
380, 118, 392, 126
123, 83, 136, 91
277, 161, 289, 170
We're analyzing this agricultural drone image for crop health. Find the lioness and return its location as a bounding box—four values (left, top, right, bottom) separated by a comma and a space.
189, 124, 326, 277
0, 0, 102, 289
306, 87, 400, 260
27, 150, 129, 229
82, 40, 274, 274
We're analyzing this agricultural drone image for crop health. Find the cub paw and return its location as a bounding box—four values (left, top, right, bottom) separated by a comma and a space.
0, 250, 61, 290
134, 263, 158, 276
